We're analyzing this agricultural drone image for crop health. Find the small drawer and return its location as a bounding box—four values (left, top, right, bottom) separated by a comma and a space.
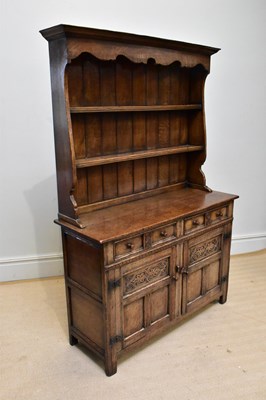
114, 235, 144, 259
150, 224, 176, 246
185, 214, 205, 234
209, 206, 228, 225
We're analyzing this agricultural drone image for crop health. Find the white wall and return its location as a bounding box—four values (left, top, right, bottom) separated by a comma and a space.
1, 0, 265, 281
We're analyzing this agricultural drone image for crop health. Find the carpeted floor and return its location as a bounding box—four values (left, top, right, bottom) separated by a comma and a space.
1, 250, 266, 400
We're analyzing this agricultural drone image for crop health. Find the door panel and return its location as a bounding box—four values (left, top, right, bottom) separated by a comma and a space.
187, 269, 202, 303
182, 227, 224, 314
202, 260, 220, 292
123, 298, 144, 338
150, 286, 169, 324
121, 247, 177, 348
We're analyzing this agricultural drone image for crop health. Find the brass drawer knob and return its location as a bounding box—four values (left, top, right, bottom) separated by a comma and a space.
127, 242, 134, 250
160, 230, 168, 237
216, 211, 223, 217
192, 219, 200, 226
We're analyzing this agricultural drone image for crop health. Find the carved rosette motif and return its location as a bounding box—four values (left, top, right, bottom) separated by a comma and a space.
189, 236, 221, 264
124, 259, 169, 294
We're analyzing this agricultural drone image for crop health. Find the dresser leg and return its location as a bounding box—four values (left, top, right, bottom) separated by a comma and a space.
69, 334, 78, 346
219, 292, 227, 304
104, 351, 117, 376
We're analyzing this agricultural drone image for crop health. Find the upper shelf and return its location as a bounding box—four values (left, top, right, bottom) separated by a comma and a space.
75, 145, 204, 168
70, 104, 202, 114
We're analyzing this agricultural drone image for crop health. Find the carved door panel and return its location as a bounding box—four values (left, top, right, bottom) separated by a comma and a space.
182, 226, 226, 314
120, 247, 179, 349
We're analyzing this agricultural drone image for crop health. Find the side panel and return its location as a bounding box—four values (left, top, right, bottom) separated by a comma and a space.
62, 231, 105, 352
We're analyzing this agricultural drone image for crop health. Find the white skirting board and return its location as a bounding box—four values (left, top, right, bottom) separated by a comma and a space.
0, 234, 265, 282
0, 254, 64, 282
231, 233, 266, 255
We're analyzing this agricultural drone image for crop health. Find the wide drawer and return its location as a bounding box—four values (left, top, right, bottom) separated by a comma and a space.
150, 223, 176, 246
114, 234, 144, 259
184, 213, 205, 234
209, 206, 228, 225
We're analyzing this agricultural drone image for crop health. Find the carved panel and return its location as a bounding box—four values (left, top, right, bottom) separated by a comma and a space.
189, 236, 221, 264
124, 259, 169, 295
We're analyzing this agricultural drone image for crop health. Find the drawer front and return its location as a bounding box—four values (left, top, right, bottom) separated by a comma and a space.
209, 206, 228, 225
185, 214, 205, 234
150, 224, 176, 246
114, 235, 144, 259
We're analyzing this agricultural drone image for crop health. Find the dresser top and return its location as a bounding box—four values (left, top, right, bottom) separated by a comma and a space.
56, 188, 238, 244
40, 24, 220, 56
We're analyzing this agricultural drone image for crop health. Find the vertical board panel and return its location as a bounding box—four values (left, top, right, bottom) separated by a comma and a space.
101, 114, 116, 155
116, 58, 132, 105
118, 161, 133, 196
146, 64, 158, 149
132, 63, 146, 192
179, 68, 190, 103
180, 113, 189, 145
169, 111, 180, 147
158, 112, 170, 147
179, 68, 190, 146
179, 154, 187, 182
158, 66, 170, 148
66, 62, 83, 106
146, 112, 158, 149
100, 61, 116, 105
132, 64, 146, 150
103, 164, 118, 200
169, 64, 181, 147
100, 60, 117, 157
72, 114, 86, 158
133, 159, 146, 193
146, 158, 158, 190
116, 59, 133, 156
85, 115, 102, 157
169, 63, 181, 103
87, 166, 103, 203
117, 113, 133, 153
100, 60, 118, 200
83, 57, 101, 105
158, 156, 169, 187
76, 169, 88, 205
169, 154, 179, 184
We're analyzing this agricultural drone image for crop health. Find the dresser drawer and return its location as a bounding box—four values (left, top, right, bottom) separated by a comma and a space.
150, 223, 176, 246
184, 214, 205, 234
114, 235, 144, 259
209, 206, 228, 225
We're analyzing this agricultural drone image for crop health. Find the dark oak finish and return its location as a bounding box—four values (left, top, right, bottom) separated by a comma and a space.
41, 24, 238, 376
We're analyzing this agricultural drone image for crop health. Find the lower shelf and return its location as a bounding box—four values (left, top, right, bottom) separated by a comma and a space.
75, 145, 204, 168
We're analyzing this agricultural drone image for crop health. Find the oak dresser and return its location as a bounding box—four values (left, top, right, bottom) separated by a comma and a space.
40, 25, 238, 375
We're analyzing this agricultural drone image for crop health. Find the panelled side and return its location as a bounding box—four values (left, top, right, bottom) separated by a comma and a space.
62, 230, 105, 354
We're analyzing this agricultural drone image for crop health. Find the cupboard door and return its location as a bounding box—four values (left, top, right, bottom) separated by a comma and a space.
120, 247, 179, 348
182, 227, 226, 314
